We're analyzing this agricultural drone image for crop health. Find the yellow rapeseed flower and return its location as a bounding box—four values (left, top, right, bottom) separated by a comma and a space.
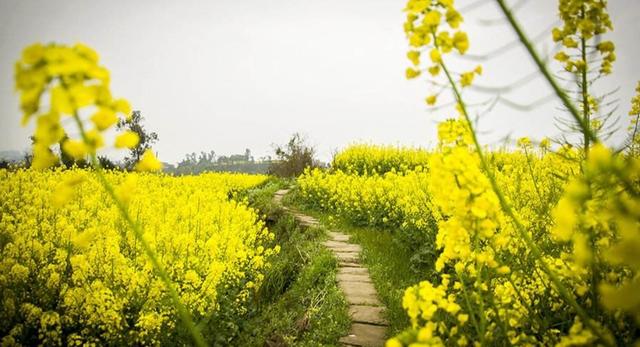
21, 43, 45, 65
428, 65, 440, 76
406, 67, 421, 79
135, 150, 162, 172
90, 108, 118, 131
407, 51, 420, 66
113, 99, 132, 118
51, 86, 74, 114
423, 11, 441, 29
62, 139, 88, 160
452, 31, 469, 54
115, 131, 140, 149
15, 42, 132, 169
445, 8, 462, 28
429, 48, 442, 63
460, 72, 474, 87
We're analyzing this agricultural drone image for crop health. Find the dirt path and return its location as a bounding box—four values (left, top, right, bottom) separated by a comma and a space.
273, 189, 388, 347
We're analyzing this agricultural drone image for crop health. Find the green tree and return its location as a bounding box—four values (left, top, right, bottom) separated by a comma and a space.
268, 133, 320, 177
116, 110, 159, 170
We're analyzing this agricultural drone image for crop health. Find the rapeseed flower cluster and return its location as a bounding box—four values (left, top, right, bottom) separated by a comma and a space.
0, 170, 275, 345
628, 82, 640, 156
552, 0, 615, 75
331, 144, 431, 175
10, 43, 211, 343
14, 43, 155, 170
403, 0, 481, 104
550, 0, 617, 162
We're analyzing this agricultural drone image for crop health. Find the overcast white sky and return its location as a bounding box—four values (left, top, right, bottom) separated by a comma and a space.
1, 0, 638, 163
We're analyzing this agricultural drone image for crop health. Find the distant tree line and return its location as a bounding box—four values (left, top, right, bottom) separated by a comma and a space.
170, 148, 274, 175
170, 133, 323, 176
3, 127, 324, 178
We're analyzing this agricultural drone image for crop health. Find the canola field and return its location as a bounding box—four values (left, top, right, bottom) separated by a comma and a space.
0, 170, 275, 345
299, 125, 640, 346
3, 0, 640, 345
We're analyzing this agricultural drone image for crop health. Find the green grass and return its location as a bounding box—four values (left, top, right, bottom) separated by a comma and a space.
285, 188, 425, 336
234, 181, 350, 346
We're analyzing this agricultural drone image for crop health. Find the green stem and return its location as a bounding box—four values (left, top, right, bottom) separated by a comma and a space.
523, 147, 544, 207
494, 0, 598, 147
580, 4, 591, 158
484, 282, 510, 345
71, 113, 207, 347
475, 272, 488, 340
457, 272, 484, 343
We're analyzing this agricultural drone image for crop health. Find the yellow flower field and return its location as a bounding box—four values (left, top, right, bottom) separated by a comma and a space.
0, 169, 275, 345
2, 0, 640, 344
332, 144, 431, 175
299, 134, 640, 346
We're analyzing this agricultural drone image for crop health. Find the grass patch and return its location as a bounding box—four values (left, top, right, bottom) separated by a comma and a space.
235, 183, 350, 346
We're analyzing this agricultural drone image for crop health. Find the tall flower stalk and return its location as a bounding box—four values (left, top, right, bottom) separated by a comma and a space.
14, 43, 206, 347
387, 0, 639, 345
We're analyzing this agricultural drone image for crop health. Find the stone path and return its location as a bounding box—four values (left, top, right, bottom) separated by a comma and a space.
273, 189, 388, 347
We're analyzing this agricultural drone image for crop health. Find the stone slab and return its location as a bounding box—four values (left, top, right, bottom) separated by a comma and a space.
349, 305, 387, 326
328, 231, 350, 241
334, 252, 360, 263
339, 261, 362, 268
339, 267, 370, 276
322, 241, 362, 252
339, 281, 378, 296
337, 273, 372, 283
339, 323, 387, 347
344, 294, 381, 306
340, 282, 381, 306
